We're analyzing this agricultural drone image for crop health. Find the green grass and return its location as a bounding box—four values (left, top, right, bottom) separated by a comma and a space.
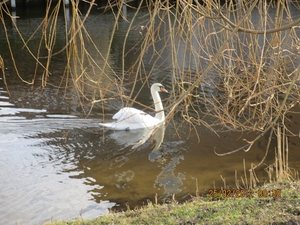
44, 181, 300, 225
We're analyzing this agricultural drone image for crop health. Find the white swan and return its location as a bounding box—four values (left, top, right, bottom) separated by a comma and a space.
99, 83, 168, 130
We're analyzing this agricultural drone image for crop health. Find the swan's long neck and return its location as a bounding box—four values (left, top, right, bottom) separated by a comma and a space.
151, 88, 165, 121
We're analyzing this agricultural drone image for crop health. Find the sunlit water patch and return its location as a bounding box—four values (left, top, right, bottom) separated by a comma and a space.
0, 114, 115, 225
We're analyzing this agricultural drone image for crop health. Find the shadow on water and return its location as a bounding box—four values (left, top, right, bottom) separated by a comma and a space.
1, 4, 300, 225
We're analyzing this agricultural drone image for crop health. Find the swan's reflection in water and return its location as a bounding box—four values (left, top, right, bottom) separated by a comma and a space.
109, 124, 165, 151
108, 124, 185, 198
29, 121, 187, 209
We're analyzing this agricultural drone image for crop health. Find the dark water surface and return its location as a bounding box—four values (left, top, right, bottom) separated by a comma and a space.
1, 5, 300, 225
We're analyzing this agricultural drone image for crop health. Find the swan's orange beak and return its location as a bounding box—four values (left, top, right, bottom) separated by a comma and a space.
160, 86, 168, 93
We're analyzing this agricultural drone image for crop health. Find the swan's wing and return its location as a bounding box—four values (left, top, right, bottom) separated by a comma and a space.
112, 107, 154, 123
112, 107, 140, 120
110, 107, 161, 129
100, 107, 162, 130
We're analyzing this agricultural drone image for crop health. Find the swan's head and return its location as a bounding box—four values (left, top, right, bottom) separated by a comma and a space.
151, 83, 168, 93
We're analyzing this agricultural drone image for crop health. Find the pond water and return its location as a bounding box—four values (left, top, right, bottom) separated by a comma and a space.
1, 4, 300, 225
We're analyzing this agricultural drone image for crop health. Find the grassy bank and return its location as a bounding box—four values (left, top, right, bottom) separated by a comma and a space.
44, 180, 300, 225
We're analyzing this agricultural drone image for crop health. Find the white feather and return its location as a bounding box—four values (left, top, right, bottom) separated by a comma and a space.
99, 83, 168, 130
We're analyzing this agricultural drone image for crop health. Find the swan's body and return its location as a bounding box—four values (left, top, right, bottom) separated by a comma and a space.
99, 83, 168, 130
